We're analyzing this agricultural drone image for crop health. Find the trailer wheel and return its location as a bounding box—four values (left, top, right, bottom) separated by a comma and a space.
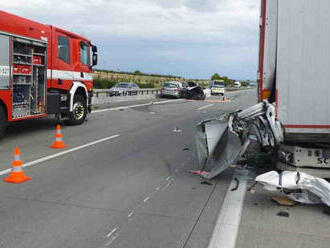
68, 95, 87, 125
0, 106, 7, 140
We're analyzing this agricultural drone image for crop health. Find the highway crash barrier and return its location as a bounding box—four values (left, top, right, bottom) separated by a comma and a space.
3, 147, 31, 184
93, 88, 161, 98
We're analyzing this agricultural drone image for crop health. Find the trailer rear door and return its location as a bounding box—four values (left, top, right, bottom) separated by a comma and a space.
276, 0, 330, 138
258, 0, 278, 102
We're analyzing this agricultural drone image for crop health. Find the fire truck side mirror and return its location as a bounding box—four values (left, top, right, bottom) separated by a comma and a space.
91, 45, 98, 67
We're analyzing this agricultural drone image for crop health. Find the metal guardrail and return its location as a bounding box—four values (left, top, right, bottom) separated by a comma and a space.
93, 88, 161, 97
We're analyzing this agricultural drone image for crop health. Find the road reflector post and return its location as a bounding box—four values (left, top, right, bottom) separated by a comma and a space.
3, 147, 31, 184
50, 124, 67, 149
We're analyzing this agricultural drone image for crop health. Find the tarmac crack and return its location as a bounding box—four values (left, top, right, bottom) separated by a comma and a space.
182, 180, 218, 248
6, 196, 129, 214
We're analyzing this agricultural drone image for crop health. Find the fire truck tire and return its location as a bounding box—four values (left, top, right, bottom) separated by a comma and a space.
68, 95, 87, 125
0, 106, 7, 139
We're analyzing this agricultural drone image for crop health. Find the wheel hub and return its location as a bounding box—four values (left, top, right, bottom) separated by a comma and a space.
73, 103, 84, 120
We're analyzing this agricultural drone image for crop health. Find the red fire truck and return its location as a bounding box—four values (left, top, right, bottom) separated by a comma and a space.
0, 11, 98, 138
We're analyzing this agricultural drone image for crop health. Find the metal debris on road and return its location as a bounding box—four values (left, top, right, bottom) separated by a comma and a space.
271, 196, 294, 206
201, 180, 213, 186
195, 117, 243, 180
190, 170, 209, 176
323, 207, 330, 216
195, 100, 283, 180
256, 171, 330, 206
173, 127, 182, 133
231, 178, 240, 191
277, 211, 290, 218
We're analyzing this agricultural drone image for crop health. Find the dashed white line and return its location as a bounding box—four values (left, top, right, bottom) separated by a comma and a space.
156, 186, 160, 190
92, 99, 185, 113
128, 211, 134, 218
197, 104, 214, 110
166, 176, 171, 181
161, 181, 172, 191
106, 227, 118, 238
0, 134, 120, 176
143, 196, 151, 203
105, 234, 119, 247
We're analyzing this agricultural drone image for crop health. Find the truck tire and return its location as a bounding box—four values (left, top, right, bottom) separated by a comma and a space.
0, 106, 7, 140
67, 95, 87, 125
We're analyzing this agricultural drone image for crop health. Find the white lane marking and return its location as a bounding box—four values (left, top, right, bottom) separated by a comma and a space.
106, 227, 118, 238
92, 99, 185, 113
105, 234, 119, 247
161, 181, 172, 191
0, 168, 11, 176
128, 211, 134, 218
156, 186, 160, 190
166, 176, 171, 181
197, 104, 214, 110
0, 134, 120, 176
143, 196, 151, 203
208, 170, 248, 248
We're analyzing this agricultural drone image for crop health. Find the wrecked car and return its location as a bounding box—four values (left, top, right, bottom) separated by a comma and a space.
181, 81, 206, 100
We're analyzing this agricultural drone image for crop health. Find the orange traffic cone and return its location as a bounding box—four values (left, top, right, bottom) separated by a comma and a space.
3, 147, 31, 184
50, 124, 67, 149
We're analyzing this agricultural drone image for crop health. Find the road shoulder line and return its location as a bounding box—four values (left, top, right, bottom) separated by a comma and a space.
208, 169, 248, 248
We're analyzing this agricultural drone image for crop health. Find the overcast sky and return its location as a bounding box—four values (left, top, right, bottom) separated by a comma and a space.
1, 0, 260, 80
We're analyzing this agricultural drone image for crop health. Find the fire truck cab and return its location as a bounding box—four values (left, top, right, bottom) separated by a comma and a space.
0, 11, 97, 138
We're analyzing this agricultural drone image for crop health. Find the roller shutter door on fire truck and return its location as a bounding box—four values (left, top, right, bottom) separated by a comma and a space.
0, 35, 10, 89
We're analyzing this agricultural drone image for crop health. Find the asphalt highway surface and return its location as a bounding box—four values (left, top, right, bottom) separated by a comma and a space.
0, 90, 256, 248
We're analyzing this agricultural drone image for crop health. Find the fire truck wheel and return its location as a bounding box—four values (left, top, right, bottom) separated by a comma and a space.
0, 106, 7, 139
68, 95, 87, 125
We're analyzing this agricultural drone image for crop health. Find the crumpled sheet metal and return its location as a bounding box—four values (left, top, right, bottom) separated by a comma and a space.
195, 119, 243, 180
256, 171, 330, 206
195, 100, 283, 180
229, 100, 283, 147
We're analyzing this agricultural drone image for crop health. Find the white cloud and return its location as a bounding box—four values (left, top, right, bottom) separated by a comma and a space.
0, 0, 259, 44
0, 0, 260, 79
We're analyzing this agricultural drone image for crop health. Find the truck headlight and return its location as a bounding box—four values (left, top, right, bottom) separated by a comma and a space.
61, 95, 68, 101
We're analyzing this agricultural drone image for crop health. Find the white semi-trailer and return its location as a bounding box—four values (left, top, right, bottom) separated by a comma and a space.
196, 0, 330, 179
